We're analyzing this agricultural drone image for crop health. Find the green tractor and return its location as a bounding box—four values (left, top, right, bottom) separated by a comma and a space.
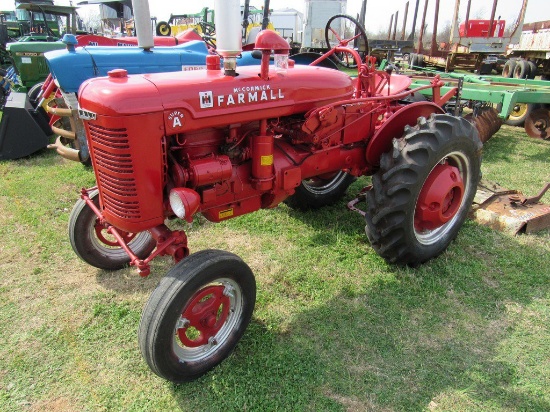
1, 2, 81, 92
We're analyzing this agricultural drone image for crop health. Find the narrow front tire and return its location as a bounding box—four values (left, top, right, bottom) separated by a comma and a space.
139, 250, 256, 383
69, 190, 156, 270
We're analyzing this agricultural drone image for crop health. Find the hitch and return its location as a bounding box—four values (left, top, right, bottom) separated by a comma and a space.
347, 185, 373, 217
509, 183, 550, 205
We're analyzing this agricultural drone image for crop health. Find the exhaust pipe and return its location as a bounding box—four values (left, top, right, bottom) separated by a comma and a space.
47, 136, 81, 162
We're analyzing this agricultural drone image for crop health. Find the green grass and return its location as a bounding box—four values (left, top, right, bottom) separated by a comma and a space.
0, 126, 549, 411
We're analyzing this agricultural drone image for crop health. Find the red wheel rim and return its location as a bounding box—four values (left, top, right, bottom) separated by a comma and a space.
94, 220, 137, 247
415, 163, 464, 232
177, 285, 230, 348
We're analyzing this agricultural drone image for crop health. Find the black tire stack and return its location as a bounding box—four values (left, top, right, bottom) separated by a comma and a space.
503, 59, 537, 79
408, 53, 425, 69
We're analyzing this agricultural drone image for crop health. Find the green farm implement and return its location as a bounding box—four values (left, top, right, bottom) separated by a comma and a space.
408, 71, 550, 140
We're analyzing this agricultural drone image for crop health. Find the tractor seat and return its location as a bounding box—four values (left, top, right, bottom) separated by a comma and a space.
374, 73, 412, 96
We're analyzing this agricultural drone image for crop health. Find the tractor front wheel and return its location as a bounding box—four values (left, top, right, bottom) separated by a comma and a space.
139, 250, 256, 382
365, 114, 482, 266
69, 190, 156, 270
284, 171, 356, 210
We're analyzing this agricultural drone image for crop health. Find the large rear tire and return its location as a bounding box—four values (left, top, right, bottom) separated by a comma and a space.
139, 250, 256, 383
365, 114, 482, 266
513, 60, 530, 79
284, 171, 356, 210
69, 190, 156, 270
527, 61, 537, 79
502, 60, 516, 78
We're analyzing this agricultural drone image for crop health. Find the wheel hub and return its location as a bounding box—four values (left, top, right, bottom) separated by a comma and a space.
415, 164, 464, 231
94, 220, 136, 247
177, 285, 230, 348
510, 103, 528, 119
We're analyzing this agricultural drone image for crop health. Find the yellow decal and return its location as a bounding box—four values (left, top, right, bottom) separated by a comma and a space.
219, 208, 234, 219
260, 155, 274, 166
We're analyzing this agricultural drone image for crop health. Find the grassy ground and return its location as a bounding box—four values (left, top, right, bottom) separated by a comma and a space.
0, 125, 549, 411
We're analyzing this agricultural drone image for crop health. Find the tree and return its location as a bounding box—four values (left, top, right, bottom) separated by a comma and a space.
80, 8, 101, 33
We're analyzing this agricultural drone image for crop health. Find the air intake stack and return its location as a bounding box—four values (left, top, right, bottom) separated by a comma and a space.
214, 0, 243, 76
131, 0, 154, 50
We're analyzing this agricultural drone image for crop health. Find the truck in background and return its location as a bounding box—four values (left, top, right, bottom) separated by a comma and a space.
269, 8, 303, 52
502, 20, 550, 80
301, 0, 346, 52
499, 20, 550, 126
409, 0, 528, 73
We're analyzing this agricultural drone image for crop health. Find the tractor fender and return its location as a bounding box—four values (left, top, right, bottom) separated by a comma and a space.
366, 101, 445, 166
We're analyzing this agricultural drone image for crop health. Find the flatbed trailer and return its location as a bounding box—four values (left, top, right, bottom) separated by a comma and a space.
408, 71, 550, 139
407, 0, 528, 73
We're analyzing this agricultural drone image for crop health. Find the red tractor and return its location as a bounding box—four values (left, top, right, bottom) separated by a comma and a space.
68, 0, 482, 382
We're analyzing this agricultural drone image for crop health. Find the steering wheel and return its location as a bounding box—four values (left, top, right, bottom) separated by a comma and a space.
325, 14, 369, 68
199, 21, 216, 49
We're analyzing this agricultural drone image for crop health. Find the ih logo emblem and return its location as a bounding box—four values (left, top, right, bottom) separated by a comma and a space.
199, 91, 213, 108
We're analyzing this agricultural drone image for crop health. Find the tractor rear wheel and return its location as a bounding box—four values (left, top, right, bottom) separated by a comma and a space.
139, 250, 256, 383
365, 114, 482, 266
69, 190, 156, 270
284, 171, 356, 210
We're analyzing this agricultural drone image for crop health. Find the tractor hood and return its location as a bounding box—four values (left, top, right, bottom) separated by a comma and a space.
7, 41, 67, 54
78, 64, 354, 133
45, 40, 210, 93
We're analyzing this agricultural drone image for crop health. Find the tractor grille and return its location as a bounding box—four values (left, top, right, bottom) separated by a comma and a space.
37, 58, 50, 77
88, 123, 141, 220
83, 111, 164, 233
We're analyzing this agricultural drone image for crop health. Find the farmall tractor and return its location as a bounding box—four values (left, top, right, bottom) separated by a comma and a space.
69, 0, 482, 382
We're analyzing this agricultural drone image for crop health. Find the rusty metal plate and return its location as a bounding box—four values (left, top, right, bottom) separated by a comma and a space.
471, 180, 550, 235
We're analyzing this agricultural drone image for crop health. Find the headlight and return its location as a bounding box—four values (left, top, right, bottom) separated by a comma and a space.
169, 188, 201, 222
169, 191, 186, 219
